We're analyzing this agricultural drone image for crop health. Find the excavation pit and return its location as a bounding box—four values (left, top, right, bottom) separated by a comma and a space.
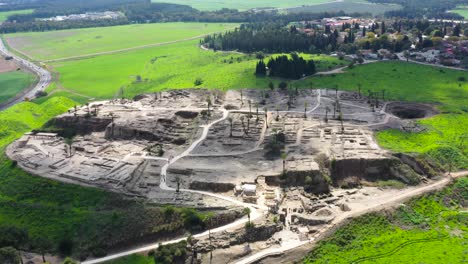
386, 102, 438, 119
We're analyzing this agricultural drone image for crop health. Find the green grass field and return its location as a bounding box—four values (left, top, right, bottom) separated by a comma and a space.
105, 254, 154, 264
298, 61, 468, 111
50, 40, 343, 99
5, 22, 237, 61
152, 0, 333, 11
288, 0, 401, 15
0, 71, 36, 104
450, 5, 468, 19
0, 9, 33, 22
303, 177, 468, 264
376, 114, 468, 169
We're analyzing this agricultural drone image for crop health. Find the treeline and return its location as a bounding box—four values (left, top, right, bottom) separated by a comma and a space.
0, 3, 370, 33
256, 54, 316, 79
368, 0, 466, 19
203, 22, 341, 54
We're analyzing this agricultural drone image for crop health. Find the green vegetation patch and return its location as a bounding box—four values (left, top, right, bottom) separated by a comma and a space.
450, 6, 468, 19
299, 61, 468, 111
151, 0, 333, 11
0, 96, 75, 146
288, 0, 401, 16
0, 9, 33, 22
0, 71, 36, 104
376, 114, 468, 169
5, 22, 237, 61
304, 177, 468, 264
52, 40, 342, 99
105, 254, 154, 264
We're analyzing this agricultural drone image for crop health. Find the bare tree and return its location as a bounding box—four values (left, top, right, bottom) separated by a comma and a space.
304, 102, 308, 118
227, 117, 233, 137
325, 106, 330, 123
281, 152, 288, 176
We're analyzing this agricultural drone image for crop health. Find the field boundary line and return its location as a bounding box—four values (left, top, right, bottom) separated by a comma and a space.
42, 27, 237, 63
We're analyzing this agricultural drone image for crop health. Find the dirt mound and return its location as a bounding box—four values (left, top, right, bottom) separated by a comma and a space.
386, 102, 438, 119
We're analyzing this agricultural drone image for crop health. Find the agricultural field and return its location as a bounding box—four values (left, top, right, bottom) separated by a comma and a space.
303, 177, 468, 264
0, 9, 33, 22
151, 0, 334, 11
4, 22, 238, 61
49, 40, 343, 99
287, 0, 402, 16
449, 6, 468, 19
0, 71, 36, 104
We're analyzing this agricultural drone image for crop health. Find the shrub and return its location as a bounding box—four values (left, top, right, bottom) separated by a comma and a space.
194, 78, 203, 86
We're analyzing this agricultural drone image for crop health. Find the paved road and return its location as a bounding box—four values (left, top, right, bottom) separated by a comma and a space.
0, 37, 52, 110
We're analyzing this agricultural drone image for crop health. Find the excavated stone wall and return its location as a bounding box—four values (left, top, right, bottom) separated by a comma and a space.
331, 157, 422, 185
45, 115, 112, 135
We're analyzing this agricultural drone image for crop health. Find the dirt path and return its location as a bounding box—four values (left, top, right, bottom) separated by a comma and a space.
236, 172, 467, 264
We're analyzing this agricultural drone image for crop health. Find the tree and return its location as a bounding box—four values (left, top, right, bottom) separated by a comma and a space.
304, 102, 308, 118
227, 117, 233, 137
206, 97, 212, 114
280, 152, 288, 175
243, 207, 251, 225
64, 137, 74, 158
325, 106, 330, 123
34, 237, 52, 263
255, 102, 259, 122
453, 24, 461, 37
268, 81, 274, 90
194, 78, 203, 86
175, 176, 181, 192
240, 116, 248, 135
255, 60, 267, 76
0, 247, 20, 264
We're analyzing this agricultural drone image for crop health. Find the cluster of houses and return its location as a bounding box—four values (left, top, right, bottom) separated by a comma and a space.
294, 16, 467, 69
40, 11, 124, 22
410, 40, 468, 67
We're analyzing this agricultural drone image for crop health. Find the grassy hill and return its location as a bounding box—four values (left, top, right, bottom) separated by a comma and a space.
49, 40, 343, 99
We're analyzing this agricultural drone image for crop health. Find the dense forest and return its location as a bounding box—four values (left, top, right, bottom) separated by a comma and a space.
203, 23, 341, 54
368, 0, 465, 19
256, 54, 316, 79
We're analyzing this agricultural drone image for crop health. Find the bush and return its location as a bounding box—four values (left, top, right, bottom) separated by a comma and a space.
278, 82, 288, 90
194, 78, 203, 86
154, 241, 187, 264
35, 91, 48, 98
0, 247, 20, 264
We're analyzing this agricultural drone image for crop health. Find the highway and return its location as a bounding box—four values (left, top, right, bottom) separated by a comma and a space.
0, 37, 52, 110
